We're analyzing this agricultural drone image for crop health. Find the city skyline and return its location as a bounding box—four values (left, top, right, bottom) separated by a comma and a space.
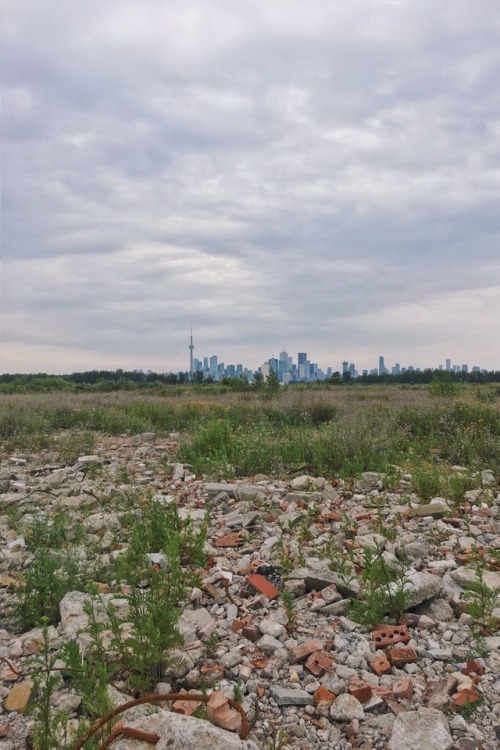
2, 2, 500, 375
186, 334, 490, 383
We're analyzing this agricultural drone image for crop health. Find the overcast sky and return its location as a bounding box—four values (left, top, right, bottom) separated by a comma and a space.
2, 0, 500, 375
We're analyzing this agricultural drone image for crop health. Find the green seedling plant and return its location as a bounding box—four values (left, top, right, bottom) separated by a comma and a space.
323, 538, 357, 590
351, 544, 409, 629
462, 563, 500, 634
280, 590, 297, 632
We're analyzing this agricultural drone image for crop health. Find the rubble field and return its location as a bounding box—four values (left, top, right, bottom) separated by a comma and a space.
0, 432, 499, 750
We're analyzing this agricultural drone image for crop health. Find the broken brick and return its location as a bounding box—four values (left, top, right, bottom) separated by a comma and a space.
462, 659, 485, 677
246, 573, 280, 600
241, 625, 259, 642
388, 647, 418, 667
314, 686, 336, 706
393, 677, 413, 700
372, 686, 393, 699
370, 655, 392, 676
207, 691, 241, 733
215, 532, 245, 548
289, 639, 323, 663
305, 650, 334, 676
231, 614, 253, 633
371, 624, 410, 648
452, 689, 482, 707
348, 678, 373, 703
171, 696, 203, 715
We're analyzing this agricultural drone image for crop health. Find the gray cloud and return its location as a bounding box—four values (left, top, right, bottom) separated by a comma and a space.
2, 0, 500, 374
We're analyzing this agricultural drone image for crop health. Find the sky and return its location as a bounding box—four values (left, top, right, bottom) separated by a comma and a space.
2, 0, 500, 375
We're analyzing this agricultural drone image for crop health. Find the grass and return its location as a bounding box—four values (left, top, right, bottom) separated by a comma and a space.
1, 385, 499, 479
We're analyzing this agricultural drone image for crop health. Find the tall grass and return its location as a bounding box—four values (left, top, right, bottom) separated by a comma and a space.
1, 387, 499, 478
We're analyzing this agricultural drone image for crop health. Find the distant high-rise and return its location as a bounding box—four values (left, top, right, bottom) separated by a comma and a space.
189, 330, 194, 381
379, 355, 385, 375
446, 359, 451, 372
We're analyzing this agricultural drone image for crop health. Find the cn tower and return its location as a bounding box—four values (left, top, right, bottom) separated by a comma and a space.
189, 329, 194, 381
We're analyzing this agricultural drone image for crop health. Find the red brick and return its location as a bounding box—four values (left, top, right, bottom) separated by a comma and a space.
241, 625, 259, 642
371, 624, 410, 648
207, 691, 241, 733
231, 614, 253, 633
0, 725, 9, 738
314, 686, 335, 706
392, 677, 413, 700
462, 659, 485, 677
246, 573, 280, 600
348, 678, 373, 703
172, 696, 203, 715
370, 655, 392, 676
251, 657, 268, 669
304, 650, 334, 676
289, 639, 323, 663
452, 689, 482, 707
388, 647, 418, 667
215, 532, 245, 547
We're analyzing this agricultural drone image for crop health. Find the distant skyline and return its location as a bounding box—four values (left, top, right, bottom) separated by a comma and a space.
2, 1, 500, 375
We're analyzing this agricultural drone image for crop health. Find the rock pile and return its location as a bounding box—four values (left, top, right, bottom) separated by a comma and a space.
0, 434, 499, 749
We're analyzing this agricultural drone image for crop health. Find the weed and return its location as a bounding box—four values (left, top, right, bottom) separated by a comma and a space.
26, 620, 73, 750
412, 465, 442, 502
232, 680, 244, 704
276, 536, 294, 571
14, 549, 88, 629
462, 563, 500, 634
350, 545, 409, 628
280, 589, 297, 632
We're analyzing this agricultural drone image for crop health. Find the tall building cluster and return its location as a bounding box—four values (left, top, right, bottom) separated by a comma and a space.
188, 335, 483, 382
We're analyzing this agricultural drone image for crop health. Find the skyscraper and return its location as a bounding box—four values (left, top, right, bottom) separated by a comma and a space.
379, 356, 385, 375
189, 329, 194, 381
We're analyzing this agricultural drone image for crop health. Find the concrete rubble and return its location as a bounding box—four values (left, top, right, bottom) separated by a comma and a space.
0, 434, 499, 749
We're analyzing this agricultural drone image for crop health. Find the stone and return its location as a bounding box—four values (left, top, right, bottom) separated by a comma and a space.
403, 541, 430, 559
330, 693, 365, 721
270, 687, 314, 706
109, 709, 259, 749
450, 567, 500, 591
405, 503, 450, 519
257, 634, 283, 655
390, 707, 453, 750
402, 571, 443, 608
4, 681, 33, 712
205, 483, 238, 499
59, 591, 92, 637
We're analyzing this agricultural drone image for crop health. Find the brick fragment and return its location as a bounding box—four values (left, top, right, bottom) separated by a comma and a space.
207, 691, 241, 733
246, 573, 280, 600
0, 725, 9, 738
289, 639, 323, 663
231, 614, 253, 633
215, 532, 245, 548
392, 677, 413, 700
372, 686, 393, 699
348, 678, 373, 703
371, 624, 410, 648
452, 689, 482, 707
304, 650, 334, 676
462, 659, 485, 677
314, 686, 335, 706
388, 647, 418, 667
370, 655, 392, 676
241, 625, 259, 642
171, 696, 203, 715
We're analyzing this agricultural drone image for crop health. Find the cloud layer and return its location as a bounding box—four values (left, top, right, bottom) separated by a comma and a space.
2, 0, 500, 373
